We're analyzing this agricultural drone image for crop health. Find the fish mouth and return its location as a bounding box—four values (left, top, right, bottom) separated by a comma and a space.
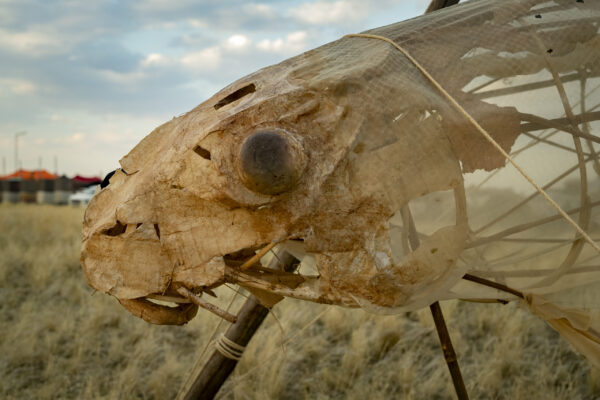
121, 243, 281, 325
123, 287, 234, 326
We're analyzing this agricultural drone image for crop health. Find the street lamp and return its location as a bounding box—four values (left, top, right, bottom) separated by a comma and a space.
14, 131, 26, 171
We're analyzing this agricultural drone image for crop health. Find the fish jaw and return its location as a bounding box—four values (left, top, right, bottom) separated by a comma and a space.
80, 167, 294, 324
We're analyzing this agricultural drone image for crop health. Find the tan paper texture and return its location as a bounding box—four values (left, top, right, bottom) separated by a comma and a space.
81, 0, 600, 366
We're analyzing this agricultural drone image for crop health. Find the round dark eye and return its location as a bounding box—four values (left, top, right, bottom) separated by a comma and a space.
237, 130, 303, 195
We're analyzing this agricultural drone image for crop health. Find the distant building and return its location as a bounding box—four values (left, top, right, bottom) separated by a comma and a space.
54, 176, 72, 205
72, 175, 102, 191
2, 169, 58, 181
0, 169, 101, 205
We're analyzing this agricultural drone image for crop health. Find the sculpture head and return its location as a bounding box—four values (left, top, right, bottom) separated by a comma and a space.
81, 30, 481, 324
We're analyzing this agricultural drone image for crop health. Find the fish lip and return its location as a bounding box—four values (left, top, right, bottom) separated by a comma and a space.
118, 297, 198, 325
145, 293, 193, 304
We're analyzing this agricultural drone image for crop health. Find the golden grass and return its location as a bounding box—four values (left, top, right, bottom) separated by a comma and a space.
0, 204, 598, 399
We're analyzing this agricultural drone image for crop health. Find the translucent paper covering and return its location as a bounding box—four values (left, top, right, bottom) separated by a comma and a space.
81, 0, 600, 367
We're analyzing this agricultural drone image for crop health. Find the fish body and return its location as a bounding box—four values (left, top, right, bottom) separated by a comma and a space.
82, 0, 600, 365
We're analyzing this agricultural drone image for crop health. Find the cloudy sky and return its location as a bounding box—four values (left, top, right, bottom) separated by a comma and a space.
0, 0, 429, 177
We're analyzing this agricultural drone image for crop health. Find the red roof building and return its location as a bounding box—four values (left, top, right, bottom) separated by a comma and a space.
72, 175, 102, 185
0, 169, 58, 180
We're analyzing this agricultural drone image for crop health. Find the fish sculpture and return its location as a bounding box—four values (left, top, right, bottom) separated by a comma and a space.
82, 0, 600, 368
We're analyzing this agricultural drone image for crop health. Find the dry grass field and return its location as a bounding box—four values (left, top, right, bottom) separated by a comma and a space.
0, 204, 599, 399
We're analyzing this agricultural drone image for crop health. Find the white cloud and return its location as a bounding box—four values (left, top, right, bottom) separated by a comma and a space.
0, 28, 58, 54
181, 47, 221, 71
0, 78, 36, 94
288, 31, 308, 45
97, 69, 148, 85
256, 31, 308, 54
187, 18, 208, 29
134, 0, 198, 13
226, 34, 250, 49
141, 52, 168, 67
243, 3, 276, 18
290, 0, 368, 25
257, 38, 283, 52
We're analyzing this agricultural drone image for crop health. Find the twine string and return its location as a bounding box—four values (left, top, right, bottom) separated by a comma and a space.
213, 333, 246, 361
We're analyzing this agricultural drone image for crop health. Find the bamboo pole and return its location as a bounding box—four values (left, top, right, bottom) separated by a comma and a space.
421, 6, 468, 397
402, 204, 469, 399
181, 250, 299, 400
430, 302, 469, 400
462, 274, 525, 299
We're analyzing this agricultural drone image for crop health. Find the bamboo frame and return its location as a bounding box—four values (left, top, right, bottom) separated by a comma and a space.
403, 204, 469, 399
180, 250, 300, 400
177, 287, 238, 323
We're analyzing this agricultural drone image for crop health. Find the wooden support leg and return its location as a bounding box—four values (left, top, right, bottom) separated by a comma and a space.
181, 250, 299, 400
402, 204, 469, 399
429, 301, 469, 400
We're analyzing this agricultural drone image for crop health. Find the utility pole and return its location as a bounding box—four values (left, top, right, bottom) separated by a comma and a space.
54, 156, 58, 175
14, 131, 26, 171
2, 156, 5, 176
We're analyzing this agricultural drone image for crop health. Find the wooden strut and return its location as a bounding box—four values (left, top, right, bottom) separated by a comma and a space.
402, 202, 469, 400
462, 273, 525, 299
424, 3, 469, 398
181, 249, 300, 400
430, 302, 470, 400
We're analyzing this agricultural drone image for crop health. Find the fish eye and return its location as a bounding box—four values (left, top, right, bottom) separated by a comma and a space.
237, 130, 303, 195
